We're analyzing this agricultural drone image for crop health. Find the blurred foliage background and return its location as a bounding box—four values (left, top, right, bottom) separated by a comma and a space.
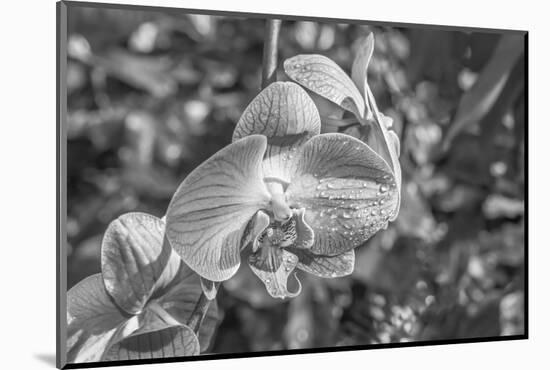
66, 5, 525, 352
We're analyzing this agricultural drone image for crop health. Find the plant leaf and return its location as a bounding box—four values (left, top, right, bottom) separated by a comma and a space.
101, 213, 180, 315
442, 34, 524, 151
351, 33, 375, 101
248, 247, 301, 299
106, 299, 201, 359
103, 326, 199, 360
165, 134, 271, 282
233, 81, 320, 183
292, 249, 355, 278
286, 133, 398, 255
67, 274, 138, 363
284, 54, 365, 118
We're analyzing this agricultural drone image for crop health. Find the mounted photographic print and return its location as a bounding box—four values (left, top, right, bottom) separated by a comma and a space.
56, 1, 527, 368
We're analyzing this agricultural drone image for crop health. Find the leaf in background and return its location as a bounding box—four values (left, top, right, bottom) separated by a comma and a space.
284, 54, 365, 118
101, 213, 180, 315
396, 181, 440, 242
80, 49, 178, 98
482, 194, 524, 219
442, 34, 524, 151
165, 135, 271, 282
233, 82, 321, 182
283, 287, 314, 349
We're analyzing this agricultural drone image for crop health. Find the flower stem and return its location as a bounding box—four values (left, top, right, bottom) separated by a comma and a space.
261, 19, 282, 89
186, 282, 220, 333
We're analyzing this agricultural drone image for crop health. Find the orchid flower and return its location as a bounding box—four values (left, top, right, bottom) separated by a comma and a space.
66, 212, 217, 363
165, 81, 400, 299
284, 33, 401, 213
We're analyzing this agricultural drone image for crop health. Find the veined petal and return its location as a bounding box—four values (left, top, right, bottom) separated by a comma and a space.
284, 54, 365, 119
101, 213, 180, 315
248, 247, 301, 299
233, 82, 320, 182
165, 135, 271, 282
351, 33, 375, 101
291, 249, 355, 278
286, 133, 399, 255
67, 274, 138, 363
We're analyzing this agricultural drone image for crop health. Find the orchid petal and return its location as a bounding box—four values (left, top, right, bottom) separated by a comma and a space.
286, 133, 399, 255
365, 89, 402, 220
284, 54, 365, 119
67, 274, 138, 363
241, 210, 271, 253
248, 248, 301, 299
165, 135, 271, 282
291, 249, 355, 278
233, 81, 320, 182
155, 263, 220, 350
351, 33, 375, 101
292, 208, 314, 249
101, 213, 180, 315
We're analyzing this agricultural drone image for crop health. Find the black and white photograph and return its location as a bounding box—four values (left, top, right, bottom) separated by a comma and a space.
57, 1, 526, 368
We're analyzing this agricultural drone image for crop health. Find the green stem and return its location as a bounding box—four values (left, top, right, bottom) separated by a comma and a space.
186, 282, 220, 333
261, 19, 282, 89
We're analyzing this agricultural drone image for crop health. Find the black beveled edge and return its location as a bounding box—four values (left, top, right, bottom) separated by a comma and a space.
62, 335, 528, 369
60, 0, 528, 34
57, 1, 68, 369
